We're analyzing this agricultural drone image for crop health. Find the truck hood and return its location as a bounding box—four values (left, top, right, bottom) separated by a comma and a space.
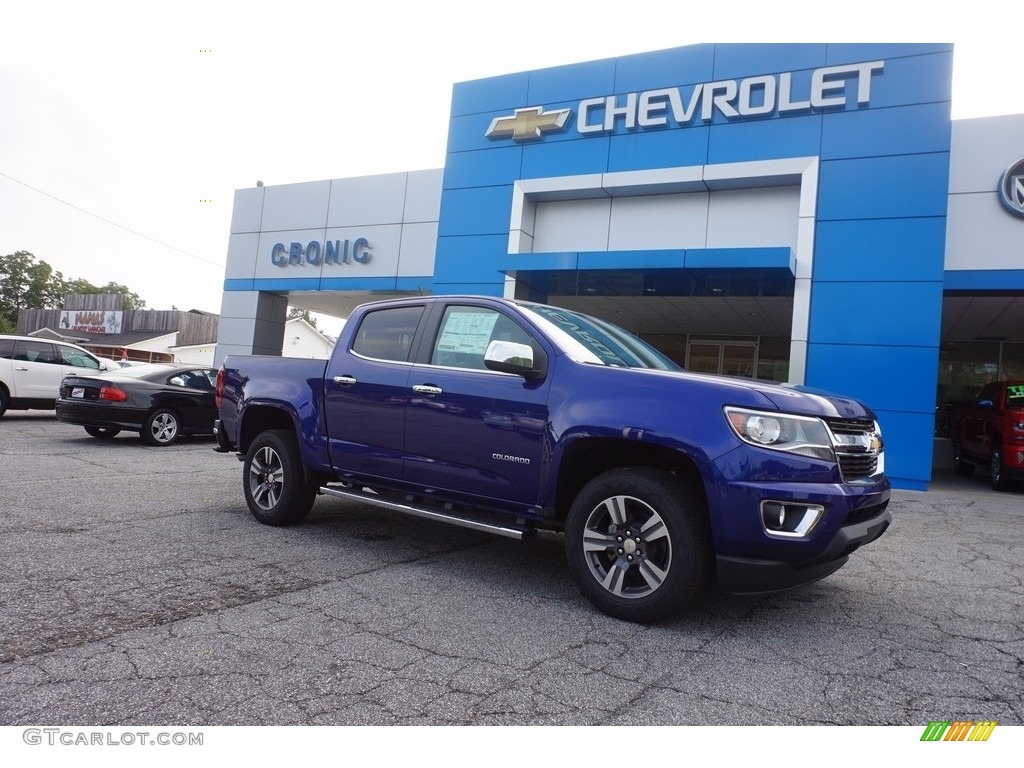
631, 367, 877, 421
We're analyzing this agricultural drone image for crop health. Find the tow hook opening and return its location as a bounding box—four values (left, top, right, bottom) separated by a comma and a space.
760, 501, 824, 538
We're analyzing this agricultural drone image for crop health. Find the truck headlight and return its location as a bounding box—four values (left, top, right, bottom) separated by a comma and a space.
724, 407, 835, 461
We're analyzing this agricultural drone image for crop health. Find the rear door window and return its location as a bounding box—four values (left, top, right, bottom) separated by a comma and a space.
351, 306, 424, 362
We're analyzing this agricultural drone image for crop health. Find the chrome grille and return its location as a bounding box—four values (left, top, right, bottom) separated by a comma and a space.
826, 418, 881, 482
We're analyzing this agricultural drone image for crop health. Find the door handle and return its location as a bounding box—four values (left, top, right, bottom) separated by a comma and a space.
412, 384, 443, 395
15, 367, 28, 372
333, 375, 357, 385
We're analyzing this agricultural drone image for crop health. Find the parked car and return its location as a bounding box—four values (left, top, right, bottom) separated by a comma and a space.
951, 380, 1024, 490
55, 364, 218, 446
0, 334, 114, 418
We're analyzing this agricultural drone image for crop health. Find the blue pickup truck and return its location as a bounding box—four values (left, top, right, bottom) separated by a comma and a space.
214, 295, 891, 622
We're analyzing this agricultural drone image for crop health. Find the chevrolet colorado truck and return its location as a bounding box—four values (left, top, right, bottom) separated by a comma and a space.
214, 295, 891, 622
951, 380, 1024, 490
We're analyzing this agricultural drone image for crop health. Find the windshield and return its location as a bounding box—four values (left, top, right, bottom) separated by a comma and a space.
520, 304, 680, 370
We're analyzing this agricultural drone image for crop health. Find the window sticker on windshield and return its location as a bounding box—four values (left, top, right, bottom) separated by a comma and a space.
436, 311, 499, 355
1008, 384, 1024, 399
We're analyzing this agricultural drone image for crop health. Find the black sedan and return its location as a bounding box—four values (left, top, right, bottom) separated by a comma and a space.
56, 364, 218, 446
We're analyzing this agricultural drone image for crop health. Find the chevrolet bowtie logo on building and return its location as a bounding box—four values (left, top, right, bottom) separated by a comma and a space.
485, 106, 572, 141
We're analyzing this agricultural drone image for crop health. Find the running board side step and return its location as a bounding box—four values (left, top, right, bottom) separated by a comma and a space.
318, 485, 535, 540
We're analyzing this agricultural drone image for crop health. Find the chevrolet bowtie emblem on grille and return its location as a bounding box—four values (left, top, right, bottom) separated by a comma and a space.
485, 106, 572, 141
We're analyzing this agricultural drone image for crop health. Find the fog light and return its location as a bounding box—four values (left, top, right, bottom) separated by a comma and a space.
760, 501, 824, 538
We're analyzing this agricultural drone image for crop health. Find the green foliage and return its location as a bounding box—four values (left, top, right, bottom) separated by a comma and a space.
287, 306, 318, 329
0, 250, 147, 330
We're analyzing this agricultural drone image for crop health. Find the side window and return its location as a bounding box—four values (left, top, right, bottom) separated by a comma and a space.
168, 371, 210, 389
351, 306, 424, 362
58, 345, 99, 369
430, 306, 536, 370
0, 339, 15, 359
13, 341, 59, 365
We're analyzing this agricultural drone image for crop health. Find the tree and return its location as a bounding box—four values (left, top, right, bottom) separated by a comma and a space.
0, 250, 147, 331
0, 251, 64, 332
287, 306, 318, 329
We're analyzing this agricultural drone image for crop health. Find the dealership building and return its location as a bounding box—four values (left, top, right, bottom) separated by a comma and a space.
215, 43, 1024, 491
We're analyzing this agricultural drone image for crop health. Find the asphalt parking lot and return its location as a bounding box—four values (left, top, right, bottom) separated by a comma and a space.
1, 411, 1022, 726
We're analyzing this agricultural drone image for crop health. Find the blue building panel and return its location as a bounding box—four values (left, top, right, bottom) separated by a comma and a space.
817, 153, 950, 221
607, 125, 710, 172
612, 44, 716, 93
711, 43, 829, 80
446, 113, 505, 154
814, 218, 947, 282
809, 281, 943, 347
437, 185, 515, 237
526, 57, 617, 105
848, 51, 953, 110
450, 71, 530, 117
707, 113, 823, 165
578, 250, 685, 270
821, 102, 952, 160
433, 234, 511, 285
806, 343, 939, 414
868, 409, 938, 490
521, 135, 612, 179
685, 248, 793, 270
944, 270, 1024, 291
443, 146, 524, 190
824, 42, 951, 65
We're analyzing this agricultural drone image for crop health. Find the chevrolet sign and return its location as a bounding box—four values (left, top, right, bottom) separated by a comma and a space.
485, 60, 884, 141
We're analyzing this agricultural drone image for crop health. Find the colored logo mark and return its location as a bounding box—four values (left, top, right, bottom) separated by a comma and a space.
485, 106, 571, 141
920, 720, 997, 742
998, 157, 1024, 218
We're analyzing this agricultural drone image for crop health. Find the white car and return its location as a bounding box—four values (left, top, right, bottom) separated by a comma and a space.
0, 335, 112, 417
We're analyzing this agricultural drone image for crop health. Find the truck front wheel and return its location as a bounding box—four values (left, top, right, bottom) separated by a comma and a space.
243, 430, 317, 525
565, 467, 711, 623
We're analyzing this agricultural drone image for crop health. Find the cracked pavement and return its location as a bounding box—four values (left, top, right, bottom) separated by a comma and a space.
1, 411, 1022, 725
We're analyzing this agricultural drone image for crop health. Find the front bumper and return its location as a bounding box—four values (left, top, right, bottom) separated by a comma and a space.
709, 443, 892, 594
716, 504, 891, 593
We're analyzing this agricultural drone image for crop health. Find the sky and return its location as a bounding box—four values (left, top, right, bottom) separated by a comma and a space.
1, 1, 1020, 332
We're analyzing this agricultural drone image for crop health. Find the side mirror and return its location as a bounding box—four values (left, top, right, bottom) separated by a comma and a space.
484, 340, 544, 380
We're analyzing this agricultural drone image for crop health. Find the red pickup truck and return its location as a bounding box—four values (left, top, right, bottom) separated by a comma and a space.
951, 381, 1024, 490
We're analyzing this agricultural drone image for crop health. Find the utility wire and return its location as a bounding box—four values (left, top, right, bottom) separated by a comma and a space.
0, 170, 223, 268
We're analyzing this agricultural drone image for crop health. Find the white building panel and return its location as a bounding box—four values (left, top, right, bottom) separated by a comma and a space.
608, 193, 710, 250
948, 114, 1024, 194
224, 233, 260, 281
533, 198, 612, 252
706, 187, 800, 249
230, 187, 265, 234
323, 224, 404, 278
254, 229, 327, 279
259, 180, 331, 231
398, 222, 439, 276
945, 193, 1024, 271
403, 169, 444, 223
328, 173, 409, 227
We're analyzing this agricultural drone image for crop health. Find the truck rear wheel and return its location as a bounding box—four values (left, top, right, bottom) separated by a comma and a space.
565, 467, 711, 623
243, 430, 317, 525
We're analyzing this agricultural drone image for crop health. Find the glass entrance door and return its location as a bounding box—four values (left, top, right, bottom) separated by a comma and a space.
686, 341, 757, 378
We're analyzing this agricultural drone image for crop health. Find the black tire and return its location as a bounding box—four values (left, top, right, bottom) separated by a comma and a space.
85, 426, 121, 439
564, 467, 712, 623
0, 386, 8, 418
952, 440, 973, 477
990, 445, 1011, 491
141, 408, 180, 446
242, 429, 317, 526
